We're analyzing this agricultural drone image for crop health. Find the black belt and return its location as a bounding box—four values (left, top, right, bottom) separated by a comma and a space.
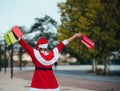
35, 67, 52, 71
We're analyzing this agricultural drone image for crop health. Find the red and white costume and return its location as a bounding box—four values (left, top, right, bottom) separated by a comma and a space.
18, 37, 68, 91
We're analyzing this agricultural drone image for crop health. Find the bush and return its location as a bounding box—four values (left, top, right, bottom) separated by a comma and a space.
96, 68, 103, 75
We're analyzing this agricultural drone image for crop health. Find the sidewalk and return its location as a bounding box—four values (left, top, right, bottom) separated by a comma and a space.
0, 71, 98, 91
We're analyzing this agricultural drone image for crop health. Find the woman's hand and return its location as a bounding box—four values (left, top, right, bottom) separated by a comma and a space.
73, 32, 83, 38
67, 32, 83, 43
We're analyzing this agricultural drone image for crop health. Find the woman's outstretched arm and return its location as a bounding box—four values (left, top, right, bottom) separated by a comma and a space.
18, 37, 33, 56
67, 32, 82, 43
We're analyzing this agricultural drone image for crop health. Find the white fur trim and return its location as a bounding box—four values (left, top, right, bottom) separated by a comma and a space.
62, 40, 68, 45
38, 44, 48, 48
30, 87, 60, 91
33, 48, 59, 66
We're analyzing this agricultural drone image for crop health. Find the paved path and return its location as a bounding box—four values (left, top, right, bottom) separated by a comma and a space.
0, 71, 97, 91
14, 70, 120, 91
1, 65, 120, 91
54, 70, 120, 83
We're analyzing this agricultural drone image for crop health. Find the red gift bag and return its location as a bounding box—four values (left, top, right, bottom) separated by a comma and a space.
12, 26, 23, 38
81, 35, 95, 50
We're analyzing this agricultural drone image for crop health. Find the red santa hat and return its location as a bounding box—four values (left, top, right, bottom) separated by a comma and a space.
36, 37, 48, 49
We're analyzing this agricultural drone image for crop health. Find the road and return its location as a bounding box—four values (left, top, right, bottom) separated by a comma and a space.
14, 69, 120, 91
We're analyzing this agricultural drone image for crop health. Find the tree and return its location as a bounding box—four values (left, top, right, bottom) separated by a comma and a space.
26, 15, 58, 49
57, 0, 101, 62
57, 0, 120, 75
96, 0, 120, 75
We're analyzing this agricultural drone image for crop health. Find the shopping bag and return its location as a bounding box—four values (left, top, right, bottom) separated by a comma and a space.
4, 31, 17, 46
81, 35, 95, 50
12, 26, 23, 38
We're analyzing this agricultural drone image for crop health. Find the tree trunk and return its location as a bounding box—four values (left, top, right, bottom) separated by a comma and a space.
103, 59, 109, 76
10, 45, 14, 79
95, 61, 98, 72
4, 42, 7, 73
92, 58, 96, 72
19, 53, 22, 70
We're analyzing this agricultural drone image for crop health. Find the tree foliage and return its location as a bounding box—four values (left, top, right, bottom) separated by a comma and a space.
21, 15, 58, 49
57, 0, 120, 62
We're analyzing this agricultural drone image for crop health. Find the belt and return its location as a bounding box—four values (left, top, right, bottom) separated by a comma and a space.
35, 67, 52, 71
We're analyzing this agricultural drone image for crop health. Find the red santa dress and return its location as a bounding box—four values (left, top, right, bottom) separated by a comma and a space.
18, 37, 68, 91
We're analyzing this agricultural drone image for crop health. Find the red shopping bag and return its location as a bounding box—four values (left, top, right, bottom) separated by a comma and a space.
81, 35, 95, 50
12, 26, 23, 38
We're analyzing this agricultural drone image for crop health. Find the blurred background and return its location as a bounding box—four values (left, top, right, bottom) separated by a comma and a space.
0, 0, 120, 91
0, 0, 120, 90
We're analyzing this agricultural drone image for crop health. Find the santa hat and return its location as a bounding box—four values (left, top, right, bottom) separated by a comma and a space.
36, 37, 48, 49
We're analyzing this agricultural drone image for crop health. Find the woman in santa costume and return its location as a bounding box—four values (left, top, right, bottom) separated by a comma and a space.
18, 32, 82, 91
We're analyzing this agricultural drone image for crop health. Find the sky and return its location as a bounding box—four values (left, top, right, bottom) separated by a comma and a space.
0, 0, 65, 37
